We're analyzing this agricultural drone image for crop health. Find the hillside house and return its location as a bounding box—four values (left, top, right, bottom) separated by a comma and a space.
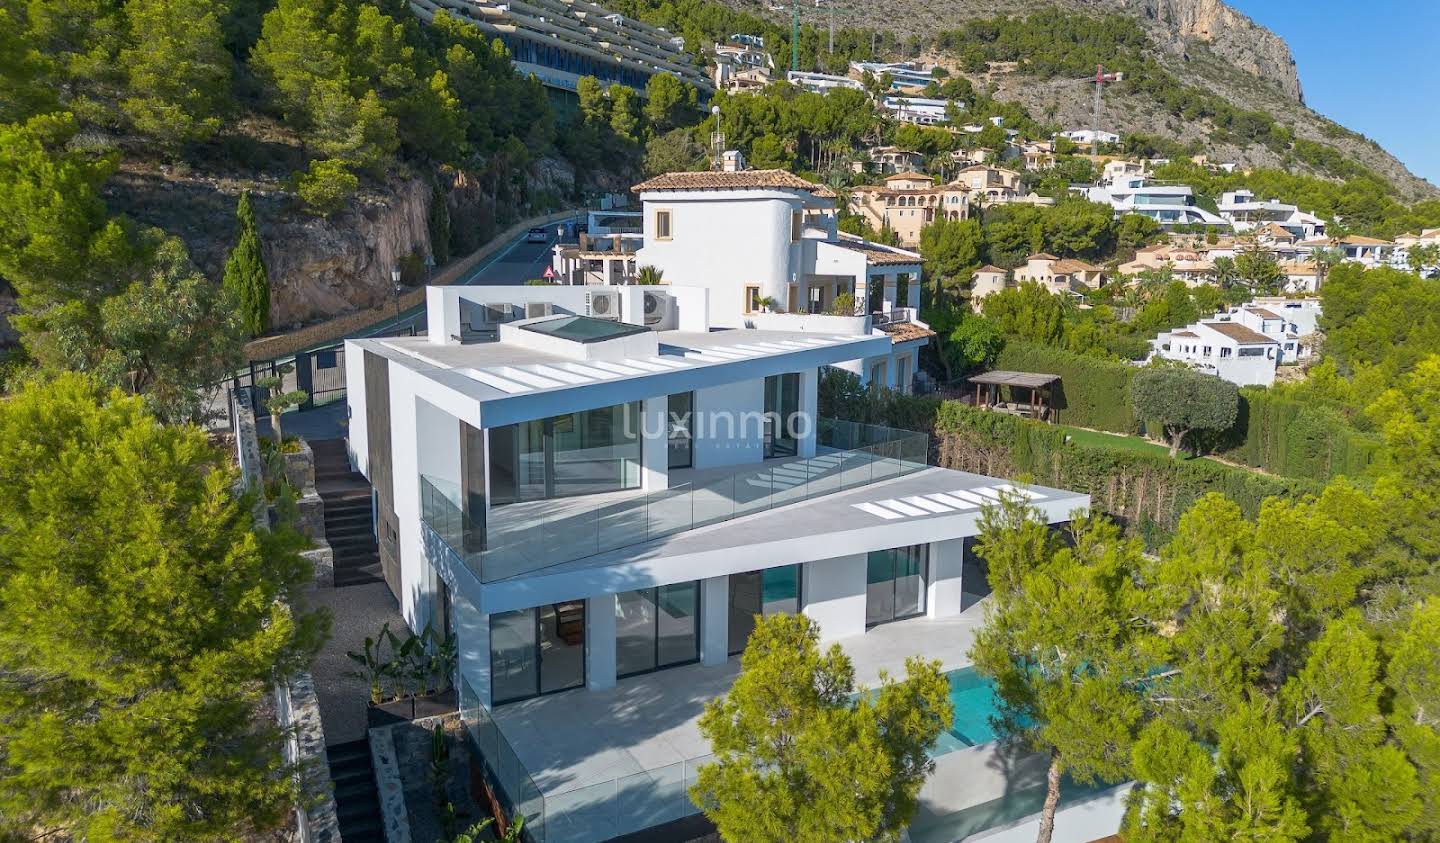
1013, 254, 1105, 296
970, 265, 1009, 302
847, 172, 971, 247
951, 165, 1022, 205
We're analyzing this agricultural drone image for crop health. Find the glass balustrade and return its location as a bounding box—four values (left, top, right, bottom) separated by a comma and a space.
421, 418, 930, 583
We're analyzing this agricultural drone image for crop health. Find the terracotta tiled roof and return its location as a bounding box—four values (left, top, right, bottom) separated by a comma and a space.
1172, 330, 1199, 338
880, 322, 937, 343
1246, 307, 1281, 319
632, 169, 837, 197
1203, 321, 1278, 344
1051, 258, 1101, 273
1338, 235, 1392, 246
1027, 252, 1060, 261
975, 264, 1007, 274
885, 171, 933, 182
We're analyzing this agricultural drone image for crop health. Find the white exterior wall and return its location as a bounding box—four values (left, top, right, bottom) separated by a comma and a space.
802, 552, 868, 642
344, 340, 369, 475
927, 538, 965, 619
636, 190, 803, 326
692, 379, 766, 469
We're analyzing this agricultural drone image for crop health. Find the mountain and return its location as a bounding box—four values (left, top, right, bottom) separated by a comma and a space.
751, 0, 1436, 199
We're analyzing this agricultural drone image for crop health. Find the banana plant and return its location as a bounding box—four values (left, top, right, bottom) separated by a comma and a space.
344, 626, 391, 704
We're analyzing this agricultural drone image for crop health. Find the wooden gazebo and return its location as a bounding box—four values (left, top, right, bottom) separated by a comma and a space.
967, 370, 1061, 422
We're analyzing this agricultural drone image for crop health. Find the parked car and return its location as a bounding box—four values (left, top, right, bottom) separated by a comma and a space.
526, 227, 549, 243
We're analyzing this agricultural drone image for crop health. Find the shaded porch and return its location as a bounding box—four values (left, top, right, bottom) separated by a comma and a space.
966, 370, 1061, 423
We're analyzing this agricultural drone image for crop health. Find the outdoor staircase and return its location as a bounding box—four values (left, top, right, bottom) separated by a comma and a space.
328, 739, 385, 842
311, 439, 384, 588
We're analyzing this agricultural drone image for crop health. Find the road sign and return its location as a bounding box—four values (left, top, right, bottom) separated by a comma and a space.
542, 265, 555, 279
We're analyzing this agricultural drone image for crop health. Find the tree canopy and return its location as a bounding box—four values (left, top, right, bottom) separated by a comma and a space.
691, 613, 951, 843
1129, 367, 1239, 456
0, 374, 326, 840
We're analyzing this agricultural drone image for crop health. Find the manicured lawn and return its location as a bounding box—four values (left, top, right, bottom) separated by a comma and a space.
1057, 425, 1206, 461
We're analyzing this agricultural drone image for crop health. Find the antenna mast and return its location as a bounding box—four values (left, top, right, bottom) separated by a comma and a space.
791, 0, 799, 71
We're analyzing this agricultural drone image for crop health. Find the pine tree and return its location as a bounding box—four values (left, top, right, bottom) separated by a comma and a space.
0, 374, 325, 840
223, 191, 270, 336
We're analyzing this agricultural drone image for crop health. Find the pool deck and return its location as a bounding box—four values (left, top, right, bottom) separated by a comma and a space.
488, 603, 1034, 841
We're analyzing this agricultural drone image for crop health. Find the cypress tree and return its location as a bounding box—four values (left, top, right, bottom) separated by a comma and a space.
222, 192, 270, 336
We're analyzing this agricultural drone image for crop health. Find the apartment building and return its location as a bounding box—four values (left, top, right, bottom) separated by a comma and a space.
343, 284, 1090, 841
410, 0, 711, 94
785, 69, 863, 94
850, 60, 935, 90
847, 172, 971, 247
626, 165, 933, 392
879, 95, 951, 126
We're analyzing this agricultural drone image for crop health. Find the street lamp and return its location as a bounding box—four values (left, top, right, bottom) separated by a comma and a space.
423, 253, 435, 284
391, 265, 402, 313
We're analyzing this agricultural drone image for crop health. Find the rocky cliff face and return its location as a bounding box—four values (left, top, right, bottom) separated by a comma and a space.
1109, 0, 1303, 101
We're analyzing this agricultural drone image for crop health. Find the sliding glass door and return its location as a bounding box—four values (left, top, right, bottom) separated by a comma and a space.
616, 582, 700, 678
490, 601, 587, 705
729, 565, 802, 655
865, 544, 928, 627
489, 402, 642, 503
763, 373, 800, 458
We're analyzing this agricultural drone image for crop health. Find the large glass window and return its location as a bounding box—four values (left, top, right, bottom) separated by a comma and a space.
491, 609, 538, 705
617, 582, 700, 678
489, 402, 641, 503
865, 544, 929, 627
667, 392, 693, 469
490, 602, 587, 705
764, 373, 800, 458
729, 566, 802, 655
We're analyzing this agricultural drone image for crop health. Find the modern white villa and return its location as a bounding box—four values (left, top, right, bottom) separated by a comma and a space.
1217, 189, 1327, 239
342, 283, 1092, 842
1083, 178, 1229, 229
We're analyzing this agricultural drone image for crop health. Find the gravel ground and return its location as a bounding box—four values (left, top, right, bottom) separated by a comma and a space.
309, 582, 406, 745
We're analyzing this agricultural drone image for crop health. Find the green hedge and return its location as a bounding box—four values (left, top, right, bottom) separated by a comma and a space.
993, 341, 1138, 433
1219, 390, 1381, 483
932, 402, 1321, 548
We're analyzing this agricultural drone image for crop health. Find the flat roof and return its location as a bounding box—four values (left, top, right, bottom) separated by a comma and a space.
967, 370, 1062, 388
353, 327, 890, 427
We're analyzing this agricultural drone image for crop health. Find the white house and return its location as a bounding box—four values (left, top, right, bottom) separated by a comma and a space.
850, 60, 934, 90
1150, 319, 1281, 386
629, 165, 933, 393
879, 95, 951, 126
785, 69, 863, 94
342, 285, 1090, 841
1057, 128, 1119, 146
1084, 179, 1229, 229
1217, 189, 1326, 239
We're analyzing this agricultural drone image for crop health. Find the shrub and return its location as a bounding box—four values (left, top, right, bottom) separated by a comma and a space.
295, 159, 358, 216
1219, 390, 1381, 482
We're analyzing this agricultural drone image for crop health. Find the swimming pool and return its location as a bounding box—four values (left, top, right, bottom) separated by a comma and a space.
930, 666, 1007, 757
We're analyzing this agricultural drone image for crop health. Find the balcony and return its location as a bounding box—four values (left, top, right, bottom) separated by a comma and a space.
420, 419, 929, 583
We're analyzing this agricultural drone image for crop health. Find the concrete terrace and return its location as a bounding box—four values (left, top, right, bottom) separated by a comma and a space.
490, 608, 991, 843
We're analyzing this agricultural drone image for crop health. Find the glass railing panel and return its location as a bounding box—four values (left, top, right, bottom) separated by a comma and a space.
871, 440, 903, 482
691, 473, 736, 529
595, 494, 652, 557
766, 458, 814, 509
838, 447, 879, 491
802, 451, 847, 499
648, 484, 694, 541
731, 467, 775, 519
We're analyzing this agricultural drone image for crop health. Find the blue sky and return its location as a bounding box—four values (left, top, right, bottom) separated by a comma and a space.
1228, 0, 1440, 187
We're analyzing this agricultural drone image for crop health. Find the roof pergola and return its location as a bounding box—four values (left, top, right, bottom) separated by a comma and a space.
966, 370, 1061, 422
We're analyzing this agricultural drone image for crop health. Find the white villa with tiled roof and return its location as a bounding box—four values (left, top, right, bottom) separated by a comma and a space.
1150, 298, 1321, 385
627, 159, 934, 393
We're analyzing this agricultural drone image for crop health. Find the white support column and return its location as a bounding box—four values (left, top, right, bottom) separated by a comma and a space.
927, 538, 966, 620
798, 369, 819, 458
802, 553, 868, 642
700, 576, 730, 666
854, 276, 868, 314
906, 275, 921, 309
586, 593, 617, 690
641, 396, 667, 491
883, 275, 898, 312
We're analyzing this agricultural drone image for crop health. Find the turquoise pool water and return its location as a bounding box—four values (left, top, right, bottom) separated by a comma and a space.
927, 666, 1007, 757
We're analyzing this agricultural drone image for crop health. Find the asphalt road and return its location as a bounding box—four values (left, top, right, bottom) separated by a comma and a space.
357, 216, 577, 338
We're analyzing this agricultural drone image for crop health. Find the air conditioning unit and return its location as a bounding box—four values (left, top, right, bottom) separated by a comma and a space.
526, 301, 553, 319
482, 303, 513, 324
641, 290, 673, 328
587, 291, 620, 320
